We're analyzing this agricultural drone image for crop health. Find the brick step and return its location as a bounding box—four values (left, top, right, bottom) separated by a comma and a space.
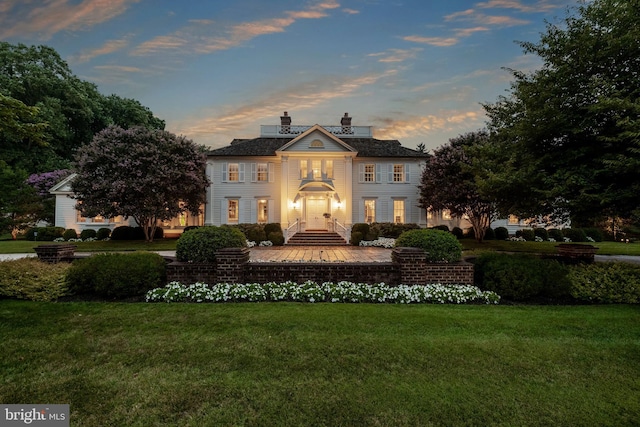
287, 232, 348, 246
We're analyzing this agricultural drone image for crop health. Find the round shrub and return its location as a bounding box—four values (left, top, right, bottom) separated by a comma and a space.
350, 231, 364, 246
534, 228, 549, 241
562, 228, 588, 243
110, 226, 134, 240
484, 227, 495, 241
183, 225, 199, 233
495, 226, 509, 240
582, 227, 604, 242
432, 224, 450, 232
66, 252, 166, 299
548, 228, 564, 242
264, 223, 282, 236
96, 227, 111, 240
352, 223, 371, 240
516, 229, 535, 241
451, 227, 464, 240
268, 231, 284, 246
176, 225, 247, 263
80, 229, 97, 240
63, 229, 78, 241
395, 229, 462, 263
474, 253, 571, 301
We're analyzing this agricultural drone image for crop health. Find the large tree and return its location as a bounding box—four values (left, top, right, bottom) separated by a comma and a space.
72, 126, 210, 242
419, 131, 497, 242
482, 0, 640, 225
0, 42, 164, 174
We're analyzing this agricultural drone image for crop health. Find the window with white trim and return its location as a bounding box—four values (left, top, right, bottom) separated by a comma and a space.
228, 199, 239, 222
325, 160, 333, 179
393, 200, 405, 224
442, 209, 452, 220
364, 164, 375, 182
364, 199, 376, 224
300, 160, 308, 179
393, 164, 404, 182
228, 163, 239, 182
312, 160, 322, 180
258, 199, 268, 223
257, 163, 268, 182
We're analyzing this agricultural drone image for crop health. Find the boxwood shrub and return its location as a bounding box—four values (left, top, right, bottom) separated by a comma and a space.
80, 229, 97, 240
494, 226, 509, 240
369, 222, 419, 239
25, 226, 65, 241
568, 262, 640, 303
96, 227, 111, 240
268, 231, 284, 246
0, 258, 71, 301
548, 228, 564, 242
516, 228, 535, 241
66, 252, 166, 299
176, 225, 247, 263
63, 229, 78, 240
395, 229, 462, 263
474, 253, 571, 301
534, 228, 549, 241
563, 228, 588, 242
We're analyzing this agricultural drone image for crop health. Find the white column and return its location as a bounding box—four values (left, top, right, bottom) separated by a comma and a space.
345, 155, 353, 226
280, 156, 289, 226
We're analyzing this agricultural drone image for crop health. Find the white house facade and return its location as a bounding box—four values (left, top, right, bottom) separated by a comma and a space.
51, 112, 547, 241
205, 113, 428, 242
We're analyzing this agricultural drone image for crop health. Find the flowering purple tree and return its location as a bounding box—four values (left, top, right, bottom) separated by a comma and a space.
27, 169, 72, 196
418, 131, 497, 242
72, 126, 210, 242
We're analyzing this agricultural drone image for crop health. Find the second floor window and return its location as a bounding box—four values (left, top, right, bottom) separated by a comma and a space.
257, 163, 268, 182
228, 163, 239, 181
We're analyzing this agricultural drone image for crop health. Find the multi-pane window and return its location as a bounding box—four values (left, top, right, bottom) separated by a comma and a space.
509, 214, 519, 224
364, 164, 375, 182
325, 160, 333, 179
364, 199, 376, 223
393, 164, 404, 182
300, 160, 308, 179
442, 209, 452, 220
228, 199, 239, 222
257, 163, 268, 182
393, 200, 405, 224
228, 163, 239, 182
258, 200, 268, 223
312, 160, 322, 180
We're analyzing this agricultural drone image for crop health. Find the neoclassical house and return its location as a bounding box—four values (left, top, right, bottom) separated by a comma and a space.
51, 112, 535, 241
204, 112, 428, 241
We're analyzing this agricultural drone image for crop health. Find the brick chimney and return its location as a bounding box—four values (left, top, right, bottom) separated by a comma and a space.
341, 112, 352, 134
280, 111, 292, 126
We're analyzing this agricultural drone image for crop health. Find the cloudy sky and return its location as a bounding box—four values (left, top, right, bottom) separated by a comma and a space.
1, 0, 574, 152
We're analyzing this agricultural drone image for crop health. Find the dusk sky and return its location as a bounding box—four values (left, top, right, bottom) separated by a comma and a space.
1, 0, 575, 152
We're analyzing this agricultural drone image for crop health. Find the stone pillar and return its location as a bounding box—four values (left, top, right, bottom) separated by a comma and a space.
215, 247, 250, 284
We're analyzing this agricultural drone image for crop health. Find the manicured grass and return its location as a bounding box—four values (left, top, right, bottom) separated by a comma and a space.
462, 239, 640, 256
0, 238, 178, 254
1, 302, 638, 426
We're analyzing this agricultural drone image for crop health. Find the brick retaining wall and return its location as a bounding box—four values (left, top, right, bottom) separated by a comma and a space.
166, 247, 474, 286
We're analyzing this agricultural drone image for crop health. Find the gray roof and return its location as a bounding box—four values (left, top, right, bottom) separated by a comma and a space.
207, 137, 428, 158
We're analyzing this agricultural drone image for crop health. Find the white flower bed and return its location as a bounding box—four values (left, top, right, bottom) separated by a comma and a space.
146, 281, 500, 304
359, 237, 396, 248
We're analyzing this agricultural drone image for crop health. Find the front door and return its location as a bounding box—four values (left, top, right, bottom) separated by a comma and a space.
306, 198, 327, 230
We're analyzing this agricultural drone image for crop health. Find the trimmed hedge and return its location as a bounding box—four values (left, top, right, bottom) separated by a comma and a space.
568, 262, 640, 303
25, 227, 65, 241
63, 229, 78, 240
80, 229, 97, 240
494, 227, 509, 240
66, 252, 167, 299
474, 253, 571, 301
563, 228, 588, 243
0, 258, 71, 301
369, 222, 420, 239
176, 225, 247, 263
395, 229, 462, 263
96, 227, 111, 240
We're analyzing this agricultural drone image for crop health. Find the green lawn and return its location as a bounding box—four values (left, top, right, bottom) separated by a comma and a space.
2, 237, 640, 257
1, 302, 638, 426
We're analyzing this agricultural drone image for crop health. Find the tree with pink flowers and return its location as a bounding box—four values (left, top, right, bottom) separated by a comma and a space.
72, 126, 210, 242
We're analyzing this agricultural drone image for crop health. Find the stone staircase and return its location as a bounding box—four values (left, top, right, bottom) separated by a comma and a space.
286, 231, 348, 246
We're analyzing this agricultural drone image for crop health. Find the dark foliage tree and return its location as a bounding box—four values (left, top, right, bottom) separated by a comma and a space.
0, 162, 41, 239
482, 0, 640, 225
72, 126, 210, 242
419, 131, 497, 242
